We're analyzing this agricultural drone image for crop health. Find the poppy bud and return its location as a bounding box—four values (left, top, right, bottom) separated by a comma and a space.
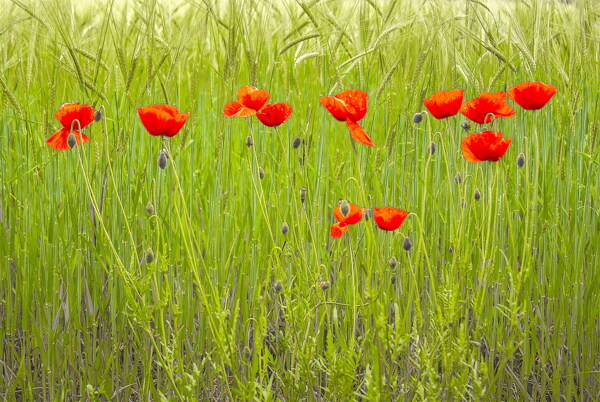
340, 199, 350, 217
94, 110, 103, 122
402, 237, 413, 251
461, 120, 471, 131
363, 208, 370, 221
412, 112, 423, 124
67, 132, 77, 149
389, 257, 398, 269
300, 188, 307, 203
428, 142, 436, 155
517, 153, 526, 168
455, 172, 463, 185
246, 136, 254, 147
292, 137, 302, 148
448, 246, 454, 253
319, 281, 331, 290
281, 222, 289, 235
273, 281, 284, 293
145, 202, 155, 215
258, 167, 265, 180
145, 247, 155, 263
474, 189, 481, 201
391, 274, 397, 285
158, 149, 169, 169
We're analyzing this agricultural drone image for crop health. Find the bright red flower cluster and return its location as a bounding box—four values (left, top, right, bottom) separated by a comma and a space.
421, 81, 555, 163
224, 85, 292, 127
330, 201, 409, 238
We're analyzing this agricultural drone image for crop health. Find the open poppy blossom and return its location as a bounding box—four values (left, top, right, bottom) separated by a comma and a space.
330, 200, 363, 238
224, 85, 270, 117
508, 81, 557, 110
46, 103, 96, 150
460, 92, 515, 124
256, 103, 292, 127
320, 90, 374, 147
138, 104, 190, 137
423, 89, 464, 119
373, 207, 409, 231
461, 130, 512, 162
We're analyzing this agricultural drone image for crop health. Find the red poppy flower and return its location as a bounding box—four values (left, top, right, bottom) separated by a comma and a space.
46, 103, 96, 150
223, 85, 270, 117
373, 207, 409, 231
460, 92, 515, 124
461, 130, 512, 162
333, 202, 363, 225
508, 81, 557, 110
330, 223, 348, 238
256, 103, 292, 127
46, 128, 90, 151
423, 89, 464, 119
138, 104, 190, 137
54, 103, 96, 130
320, 90, 374, 147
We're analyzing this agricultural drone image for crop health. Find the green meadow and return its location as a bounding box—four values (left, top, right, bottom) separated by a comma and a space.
1, 0, 599, 399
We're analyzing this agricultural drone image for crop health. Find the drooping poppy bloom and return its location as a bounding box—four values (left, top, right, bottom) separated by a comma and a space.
330, 201, 363, 238
223, 85, 270, 117
320, 90, 374, 147
461, 130, 512, 162
373, 207, 409, 231
46, 103, 96, 150
423, 89, 464, 119
460, 92, 515, 124
256, 103, 292, 127
508, 81, 557, 110
137, 104, 190, 137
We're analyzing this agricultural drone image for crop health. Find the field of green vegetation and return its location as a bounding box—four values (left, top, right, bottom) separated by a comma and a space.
1, 0, 599, 399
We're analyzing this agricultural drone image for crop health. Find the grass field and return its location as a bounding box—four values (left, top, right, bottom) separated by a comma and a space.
1, 0, 600, 399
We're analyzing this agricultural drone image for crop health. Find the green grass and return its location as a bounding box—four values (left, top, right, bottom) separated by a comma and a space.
1, 0, 599, 399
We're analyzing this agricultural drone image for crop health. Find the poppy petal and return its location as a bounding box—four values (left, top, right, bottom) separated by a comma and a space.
46, 128, 90, 150
138, 105, 189, 137
256, 103, 293, 127
461, 130, 512, 162
238, 85, 270, 111
320, 96, 348, 121
508, 81, 557, 110
423, 89, 464, 119
54, 103, 96, 130
335, 90, 368, 121
460, 92, 516, 124
373, 207, 409, 231
346, 119, 375, 147
223, 101, 258, 117
330, 223, 348, 238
